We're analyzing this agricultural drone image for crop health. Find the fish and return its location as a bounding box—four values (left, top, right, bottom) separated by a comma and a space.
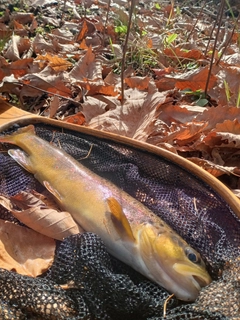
0, 125, 211, 301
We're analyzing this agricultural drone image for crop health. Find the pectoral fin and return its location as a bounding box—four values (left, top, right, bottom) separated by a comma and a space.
107, 197, 135, 243
43, 181, 63, 202
8, 149, 34, 173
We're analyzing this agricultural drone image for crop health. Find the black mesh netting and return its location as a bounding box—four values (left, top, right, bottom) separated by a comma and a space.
0, 123, 239, 320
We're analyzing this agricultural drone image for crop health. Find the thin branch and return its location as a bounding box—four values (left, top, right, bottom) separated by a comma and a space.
216, 13, 240, 65
204, 0, 225, 96
120, 0, 137, 106
186, 0, 207, 42
103, 0, 111, 45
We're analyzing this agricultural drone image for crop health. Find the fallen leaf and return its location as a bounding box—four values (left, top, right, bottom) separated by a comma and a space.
195, 105, 240, 131
164, 48, 204, 61
69, 46, 102, 81
0, 192, 82, 240
48, 95, 60, 118
88, 86, 168, 141
76, 19, 96, 42
20, 67, 72, 98
65, 112, 86, 125
169, 67, 217, 91
11, 12, 34, 25
33, 33, 60, 54
0, 58, 33, 82
36, 53, 72, 72
187, 157, 235, 177
80, 80, 118, 96
161, 121, 208, 146
125, 76, 150, 90
0, 219, 55, 277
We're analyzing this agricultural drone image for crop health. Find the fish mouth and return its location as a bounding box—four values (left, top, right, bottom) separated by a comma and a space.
192, 275, 208, 291
173, 262, 211, 291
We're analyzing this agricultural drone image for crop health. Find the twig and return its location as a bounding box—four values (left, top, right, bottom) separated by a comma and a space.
163, 294, 175, 318
12, 82, 82, 107
204, 0, 225, 96
103, 0, 111, 45
186, 0, 207, 42
216, 13, 240, 65
204, 1, 225, 56
120, 0, 137, 106
78, 144, 93, 161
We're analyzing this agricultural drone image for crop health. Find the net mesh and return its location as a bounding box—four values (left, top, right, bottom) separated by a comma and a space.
0, 123, 239, 319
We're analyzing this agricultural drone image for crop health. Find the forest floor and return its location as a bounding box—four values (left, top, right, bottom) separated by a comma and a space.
0, 0, 240, 193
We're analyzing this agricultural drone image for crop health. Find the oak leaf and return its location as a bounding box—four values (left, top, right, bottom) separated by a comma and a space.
36, 53, 72, 72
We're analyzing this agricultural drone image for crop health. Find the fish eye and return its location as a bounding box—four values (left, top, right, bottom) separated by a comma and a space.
185, 247, 199, 264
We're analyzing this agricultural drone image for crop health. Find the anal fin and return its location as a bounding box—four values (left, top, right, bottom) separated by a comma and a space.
107, 197, 135, 243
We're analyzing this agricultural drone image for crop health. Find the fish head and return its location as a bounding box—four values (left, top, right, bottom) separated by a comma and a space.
138, 223, 212, 301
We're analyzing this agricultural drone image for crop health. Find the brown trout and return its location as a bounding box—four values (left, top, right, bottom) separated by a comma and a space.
0, 125, 211, 301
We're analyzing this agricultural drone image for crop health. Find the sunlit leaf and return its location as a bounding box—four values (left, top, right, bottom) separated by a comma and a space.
0, 192, 82, 241
0, 218, 55, 277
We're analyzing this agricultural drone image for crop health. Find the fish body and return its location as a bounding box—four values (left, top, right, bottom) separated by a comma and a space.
0, 125, 211, 301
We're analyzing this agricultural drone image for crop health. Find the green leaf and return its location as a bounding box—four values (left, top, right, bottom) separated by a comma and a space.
195, 98, 209, 107
165, 33, 178, 45
114, 25, 128, 34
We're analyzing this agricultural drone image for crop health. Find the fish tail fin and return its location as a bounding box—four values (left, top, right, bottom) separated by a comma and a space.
0, 125, 36, 144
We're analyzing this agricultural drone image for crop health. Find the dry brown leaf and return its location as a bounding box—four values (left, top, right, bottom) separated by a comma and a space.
33, 33, 60, 54
79, 39, 89, 49
0, 58, 33, 82
81, 95, 117, 123
223, 53, 240, 66
88, 87, 168, 141
65, 112, 86, 125
0, 219, 55, 277
125, 76, 150, 90
36, 53, 72, 72
164, 48, 204, 61
13, 20, 28, 37
80, 80, 118, 96
153, 67, 174, 79
187, 157, 237, 177
4, 35, 21, 61
203, 120, 240, 149
215, 119, 240, 134
11, 12, 34, 25
160, 121, 208, 146
69, 46, 102, 81
20, 68, 72, 98
155, 78, 176, 91
0, 192, 82, 240
48, 95, 60, 118
76, 19, 96, 42
169, 67, 217, 91
158, 104, 202, 126
195, 106, 240, 132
